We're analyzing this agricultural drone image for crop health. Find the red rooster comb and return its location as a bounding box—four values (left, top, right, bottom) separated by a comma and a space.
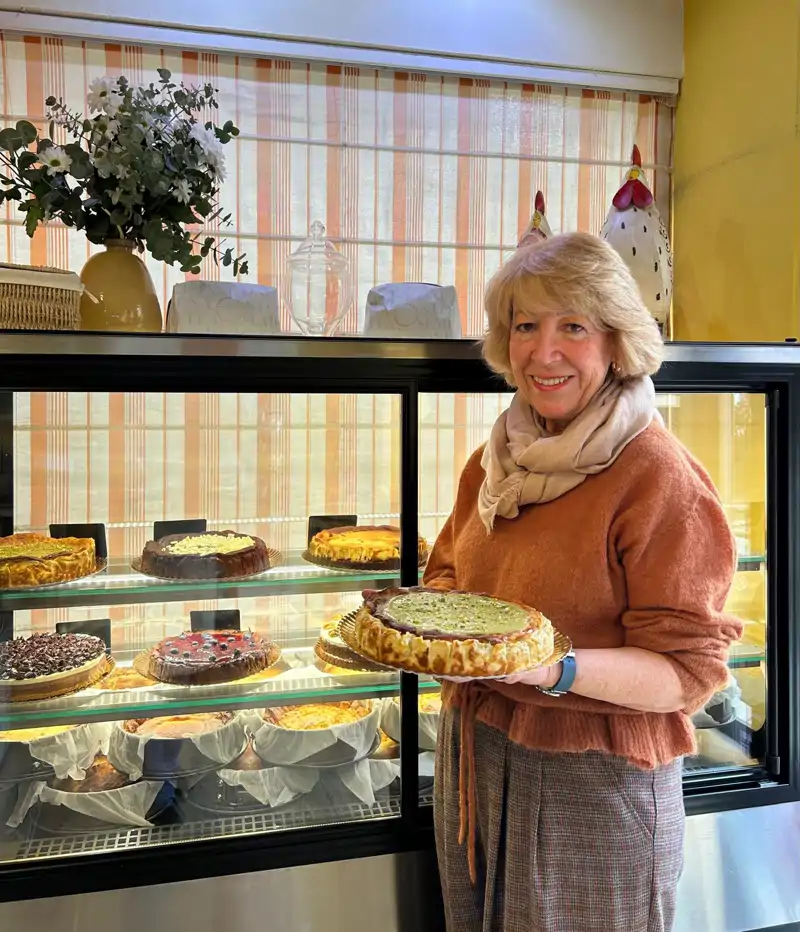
612, 144, 653, 210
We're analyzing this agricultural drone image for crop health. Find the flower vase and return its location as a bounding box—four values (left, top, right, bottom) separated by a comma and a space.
79, 240, 163, 332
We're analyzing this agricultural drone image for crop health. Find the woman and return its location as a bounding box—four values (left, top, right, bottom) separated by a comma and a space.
423, 231, 742, 932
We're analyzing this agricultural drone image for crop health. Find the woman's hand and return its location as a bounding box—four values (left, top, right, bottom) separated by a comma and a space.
500, 663, 561, 689
437, 663, 562, 687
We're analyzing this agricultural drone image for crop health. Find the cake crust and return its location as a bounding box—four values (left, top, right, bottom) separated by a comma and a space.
307, 525, 427, 571
353, 586, 555, 676
140, 529, 270, 580
142, 629, 276, 686
0, 532, 96, 588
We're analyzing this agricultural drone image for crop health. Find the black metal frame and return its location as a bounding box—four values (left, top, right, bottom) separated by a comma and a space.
0, 334, 797, 901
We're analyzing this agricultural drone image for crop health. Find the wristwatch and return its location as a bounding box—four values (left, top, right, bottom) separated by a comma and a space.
536, 651, 576, 697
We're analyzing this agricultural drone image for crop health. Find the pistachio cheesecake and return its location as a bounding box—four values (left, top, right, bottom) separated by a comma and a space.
306, 525, 428, 571
140, 529, 270, 579
353, 586, 554, 676
0, 532, 96, 588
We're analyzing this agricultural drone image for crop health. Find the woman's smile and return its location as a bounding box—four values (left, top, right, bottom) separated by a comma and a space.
527, 373, 574, 392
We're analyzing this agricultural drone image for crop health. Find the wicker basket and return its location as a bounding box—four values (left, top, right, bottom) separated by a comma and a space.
0, 262, 82, 331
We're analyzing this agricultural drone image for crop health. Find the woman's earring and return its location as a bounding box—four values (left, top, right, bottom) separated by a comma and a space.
611, 361, 621, 376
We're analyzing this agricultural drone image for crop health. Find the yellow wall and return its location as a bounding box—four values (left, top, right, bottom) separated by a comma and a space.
673, 0, 800, 342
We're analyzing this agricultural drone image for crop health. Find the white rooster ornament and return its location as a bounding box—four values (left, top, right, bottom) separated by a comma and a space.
518, 190, 553, 248
600, 145, 672, 331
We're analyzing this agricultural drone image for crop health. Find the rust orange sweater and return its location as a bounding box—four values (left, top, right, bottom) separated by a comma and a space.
423, 422, 742, 769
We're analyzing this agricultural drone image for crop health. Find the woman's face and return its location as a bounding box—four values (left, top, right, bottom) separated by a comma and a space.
508, 301, 614, 429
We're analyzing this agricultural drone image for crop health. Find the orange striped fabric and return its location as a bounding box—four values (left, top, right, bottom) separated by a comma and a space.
0, 32, 673, 334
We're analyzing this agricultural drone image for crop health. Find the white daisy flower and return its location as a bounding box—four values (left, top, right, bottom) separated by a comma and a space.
87, 76, 122, 115
93, 115, 120, 140
189, 122, 227, 179
39, 146, 72, 176
189, 122, 217, 152
173, 178, 192, 204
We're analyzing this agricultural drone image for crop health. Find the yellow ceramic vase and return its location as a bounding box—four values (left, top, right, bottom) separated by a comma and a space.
79, 240, 162, 332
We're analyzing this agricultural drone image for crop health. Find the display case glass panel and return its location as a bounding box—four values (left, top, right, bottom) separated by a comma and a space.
0, 392, 408, 866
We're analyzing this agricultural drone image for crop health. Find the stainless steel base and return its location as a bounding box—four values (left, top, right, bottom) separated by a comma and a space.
1, 803, 799, 932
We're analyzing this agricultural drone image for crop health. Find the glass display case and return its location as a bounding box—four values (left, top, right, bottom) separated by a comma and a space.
0, 334, 797, 908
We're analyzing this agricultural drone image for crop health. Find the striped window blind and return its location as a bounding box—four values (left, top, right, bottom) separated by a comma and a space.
0, 33, 674, 336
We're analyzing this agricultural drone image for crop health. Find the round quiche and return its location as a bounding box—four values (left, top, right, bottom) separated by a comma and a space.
262, 702, 371, 731
353, 586, 555, 677
306, 525, 428, 571
0, 533, 96, 588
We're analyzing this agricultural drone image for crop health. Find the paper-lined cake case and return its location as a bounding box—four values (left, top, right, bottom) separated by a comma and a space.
380, 693, 441, 752
108, 712, 246, 781
245, 701, 380, 767
8, 776, 169, 830
0, 722, 112, 782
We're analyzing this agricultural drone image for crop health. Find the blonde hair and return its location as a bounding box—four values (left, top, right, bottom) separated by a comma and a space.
483, 231, 663, 385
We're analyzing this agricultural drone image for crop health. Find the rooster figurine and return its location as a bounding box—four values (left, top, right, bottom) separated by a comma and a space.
518, 190, 553, 248
600, 145, 672, 332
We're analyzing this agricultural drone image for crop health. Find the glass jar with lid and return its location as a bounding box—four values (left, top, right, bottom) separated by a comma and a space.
281, 221, 354, 336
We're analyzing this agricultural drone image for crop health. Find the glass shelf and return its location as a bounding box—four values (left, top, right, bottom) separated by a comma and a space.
0, 647, 400, 729
737, 555, 766, 572
0, 551, 422, 610
728, 642, 765, 669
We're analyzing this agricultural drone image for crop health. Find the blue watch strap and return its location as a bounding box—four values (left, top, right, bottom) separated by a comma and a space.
537, 651, 576, 696
552, 652, 577, 693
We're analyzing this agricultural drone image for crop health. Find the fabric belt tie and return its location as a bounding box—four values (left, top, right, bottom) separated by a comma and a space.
456, 681, 488, 885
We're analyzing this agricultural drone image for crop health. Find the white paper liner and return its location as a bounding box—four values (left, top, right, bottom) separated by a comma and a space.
419, 751, 436, 780
216, 765, 319, 807
245, 702, 380, 767
7, 779, 163, 828
332, 758, 400, 804
380, 697, 439, 752
108, 715, 246, 780
5, 722, 113, 781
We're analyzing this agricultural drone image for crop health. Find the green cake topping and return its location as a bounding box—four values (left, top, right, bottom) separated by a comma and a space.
386, 592, 529, 636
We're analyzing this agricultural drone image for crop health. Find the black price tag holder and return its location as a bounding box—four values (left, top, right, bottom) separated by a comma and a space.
307, 515, 357, 546
56, 618, 112, 655
49, 523, 108, 561
0, 612, 13, 643
190, 609, 241, 632
153, 519, 207, 540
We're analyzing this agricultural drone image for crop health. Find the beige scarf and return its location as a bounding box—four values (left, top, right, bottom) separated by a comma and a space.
478, 375, 661, 531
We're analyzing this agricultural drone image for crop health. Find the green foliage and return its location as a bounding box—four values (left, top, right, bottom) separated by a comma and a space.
0, 72, 248, 276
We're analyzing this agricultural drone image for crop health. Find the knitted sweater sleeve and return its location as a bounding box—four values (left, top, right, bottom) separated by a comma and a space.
422, 445, 486, 592
613, 450, 743, 714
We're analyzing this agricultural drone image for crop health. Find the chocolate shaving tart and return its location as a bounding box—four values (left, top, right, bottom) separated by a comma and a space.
0, 533, 96, 588
0, 632, 110, 701
139, 629, 278, 686
353, 586, 555, 676
306, 525, 428, 571
140, 529, 271, 579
